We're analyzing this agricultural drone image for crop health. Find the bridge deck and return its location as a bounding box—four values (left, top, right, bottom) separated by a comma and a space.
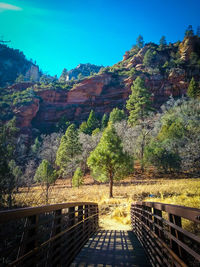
71, 230, 151, 267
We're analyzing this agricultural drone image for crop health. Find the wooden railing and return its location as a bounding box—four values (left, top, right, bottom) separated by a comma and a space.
131, 202, 200, 267
0, 202, 98, 266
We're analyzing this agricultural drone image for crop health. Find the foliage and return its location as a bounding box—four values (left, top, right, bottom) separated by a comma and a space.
87, 110, 99, 134
145, 141, 181, 172
87, 123, 133, 197
185, 25, 194, 37
143, 49, 157, 67
0, 118, 19, 207
159, 36, 167, 46
39, 133, 62, 166
109, 108, 126, 123
101, 113, 109, 130
79, 121, 89, 134
15, 74, 25, 83
136, 35, 144, 49
146, 98, 200, 173
56, 124, 82, 182
126, 77, 154, 126
79, 131, 102, 174
34, 159, 56, 204
187, 77, 199, 98
79, 110, 99, 135
72, 167, 84, 188
92, 128, 100, 136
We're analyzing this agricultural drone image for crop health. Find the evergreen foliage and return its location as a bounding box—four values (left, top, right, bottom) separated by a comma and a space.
159, 36, 167, 46
185, 25, 194, 37
87, 110, 99, 134
143, 49, 157, 67
34, 159, 56, 204
87, 123, 133, 197
187, 77, 199, 98
72, 167, 84, 188
101, 113, 109, 130
109, 108, 126, 123
136, 35, 144, 48
56, 124, 82, 183
126, 77, 153, 126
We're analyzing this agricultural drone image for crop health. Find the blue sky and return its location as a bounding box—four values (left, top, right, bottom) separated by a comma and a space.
0, 0, 200, 76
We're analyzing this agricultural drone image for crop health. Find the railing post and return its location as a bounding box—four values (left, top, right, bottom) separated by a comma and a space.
85, 205, 89, 238
51, 209, 62, 267
169, 214, 183, 259
17, 215, 38, 265
154, 208, 164, 240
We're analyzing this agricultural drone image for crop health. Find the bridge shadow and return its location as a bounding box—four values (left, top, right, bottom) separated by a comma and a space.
70, 230, 150, 267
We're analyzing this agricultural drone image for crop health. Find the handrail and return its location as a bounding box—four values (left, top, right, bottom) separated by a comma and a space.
131, 201, 200, 267
0, 202, 99, 266
0, 202, 97, 222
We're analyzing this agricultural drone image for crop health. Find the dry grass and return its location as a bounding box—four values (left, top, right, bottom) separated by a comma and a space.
13, 175, 200, 231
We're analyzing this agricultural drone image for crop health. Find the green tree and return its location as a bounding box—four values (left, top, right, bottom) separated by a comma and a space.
185, 25, 194, 37
187, 77, 199, 98
159, 36, 167, 46
59, 68, 68, 82
34, 159, 56, 204
78, 73, 84, 80
143, 49, 157, 67
126, 77, 154, 171
56, 124, 82, 185
126, 77, 153, 126
79, 121, 89, 134
31, 137, 41, 156
0, 118, 19, 207
87, 123, 133, 198
136, 35, 144, 49
109, 108, 126, 123
87, 110, 99, 134
72, 167, 84, 188
101, 114, 109, 130
15, 74, 25, 83
145, 141, 181, 173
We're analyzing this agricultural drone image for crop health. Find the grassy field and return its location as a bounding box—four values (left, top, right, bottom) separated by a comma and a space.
14, 175, 200, 232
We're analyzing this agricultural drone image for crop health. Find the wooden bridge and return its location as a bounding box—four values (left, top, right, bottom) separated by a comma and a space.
0, 202, 200, 266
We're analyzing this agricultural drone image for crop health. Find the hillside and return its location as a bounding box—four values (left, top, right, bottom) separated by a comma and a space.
0, 35, 200, 134
0, 43, 41, 87
59, 63, 103, 81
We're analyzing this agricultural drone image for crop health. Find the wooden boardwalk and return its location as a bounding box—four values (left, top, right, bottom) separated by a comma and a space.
71, 230, 151, 267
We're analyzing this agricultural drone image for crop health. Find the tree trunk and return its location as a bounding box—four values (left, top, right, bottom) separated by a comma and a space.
109, 170, 113, 198
46, 183, 49, 204
141, 130, 145, 172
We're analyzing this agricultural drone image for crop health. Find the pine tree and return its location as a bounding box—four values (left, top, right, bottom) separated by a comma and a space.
187, 77, 199, 98
72, 167, 83, 188
87, 110, 99, 134
101, 114, 109, 130
34, 159, 56, 204
109, 108, 126, 123
126, 77, 154, 171
126, 77, 153, 126
59, 68, 68, 82
159, 36, 167, 46
87, 123, 133, 198
185, 25, 194, 37
136, 35, 144, 49
56, 124, 82, 185
79, 121, 89, 134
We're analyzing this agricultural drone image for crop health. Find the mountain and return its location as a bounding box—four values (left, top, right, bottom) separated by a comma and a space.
59, 63, 103, 81
0, 43, 41, 87
1, 35, 200, 135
